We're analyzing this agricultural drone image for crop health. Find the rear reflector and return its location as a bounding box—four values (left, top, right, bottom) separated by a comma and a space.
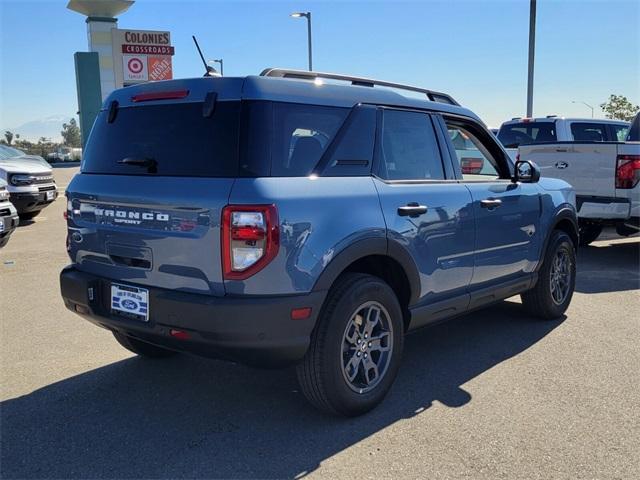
169, 329, 190, 340
291, 307, 312, 320
131, 90, 189, 103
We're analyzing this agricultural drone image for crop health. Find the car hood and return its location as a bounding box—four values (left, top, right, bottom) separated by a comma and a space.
0, 155, 52, 174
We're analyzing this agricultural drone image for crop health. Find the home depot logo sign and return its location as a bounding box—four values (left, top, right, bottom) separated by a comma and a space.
114, 29, 174, 84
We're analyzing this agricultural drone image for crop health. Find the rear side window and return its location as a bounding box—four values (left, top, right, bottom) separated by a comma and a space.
612, 124, 630, 142
570, 122, 607, 142
498, 122, 557, 148
377, 110, 445, 181
82, 101, 240, 177
270, 103, 348, 176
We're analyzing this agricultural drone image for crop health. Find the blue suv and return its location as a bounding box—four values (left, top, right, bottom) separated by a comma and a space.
60, 69, 578, 416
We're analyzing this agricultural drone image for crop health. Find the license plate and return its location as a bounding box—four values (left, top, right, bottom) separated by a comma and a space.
0, 219, 4, 232
46, 190, 55, 201
111, 284, 149, 322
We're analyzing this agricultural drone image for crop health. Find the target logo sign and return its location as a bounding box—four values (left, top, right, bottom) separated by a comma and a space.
128, 57, 144, 74
123, 54, 148, 81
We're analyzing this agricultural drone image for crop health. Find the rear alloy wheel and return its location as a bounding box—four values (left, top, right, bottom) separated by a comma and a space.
112, 331, 178, 358
521, 230, 576, 319
296, 273, 403, 416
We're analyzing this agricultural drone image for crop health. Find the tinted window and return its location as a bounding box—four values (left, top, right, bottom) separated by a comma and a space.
270, 103, 348, 176
612, 124, 630, 142
446, 124, 499, 179
377, 110, 444, 181
321, 106, 376, 176
82, 101, 240, 176
498, 122, 557, 148
570, 122, 607, 142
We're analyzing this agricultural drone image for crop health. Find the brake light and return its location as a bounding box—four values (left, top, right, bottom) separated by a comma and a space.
615, 154, 640, 189
461, 157, 484, 174
131, 90, 189, 102
222, 205, 279, 280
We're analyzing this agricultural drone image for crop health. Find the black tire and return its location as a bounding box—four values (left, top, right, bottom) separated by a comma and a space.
578, 222, 602, 246
19, 211, 40, 221
521, 230, 576, 320
296, 273, 404, 416
112, 331, 177, 358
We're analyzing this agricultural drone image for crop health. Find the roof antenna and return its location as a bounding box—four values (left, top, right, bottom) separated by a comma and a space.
192, 35, 218, 77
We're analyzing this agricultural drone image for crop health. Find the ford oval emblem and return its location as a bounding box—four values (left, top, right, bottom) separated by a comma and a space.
121, 299, 138, 310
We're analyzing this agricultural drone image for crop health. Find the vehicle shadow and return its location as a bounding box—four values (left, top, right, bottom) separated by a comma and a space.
576, 239, 639, 294
1, 301, 562, 479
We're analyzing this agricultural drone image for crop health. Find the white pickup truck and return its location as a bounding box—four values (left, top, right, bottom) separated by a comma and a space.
515, 114, 639, 245
497, 116, 630, 160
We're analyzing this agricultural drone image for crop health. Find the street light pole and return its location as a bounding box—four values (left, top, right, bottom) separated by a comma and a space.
526, 0, 536, 118
572, 100, 594, 118
291, 11, 313, 71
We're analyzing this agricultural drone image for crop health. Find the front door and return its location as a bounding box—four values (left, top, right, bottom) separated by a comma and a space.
440, 116, 542, 287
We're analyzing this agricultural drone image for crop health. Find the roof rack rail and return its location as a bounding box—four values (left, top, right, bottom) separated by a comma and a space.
260, 68, 460, 106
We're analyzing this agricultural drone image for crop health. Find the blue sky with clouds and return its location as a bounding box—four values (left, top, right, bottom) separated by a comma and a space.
1, 0, 639, 136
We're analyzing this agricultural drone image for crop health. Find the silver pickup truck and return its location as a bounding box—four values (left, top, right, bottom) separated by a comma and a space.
516, 114, 639, 245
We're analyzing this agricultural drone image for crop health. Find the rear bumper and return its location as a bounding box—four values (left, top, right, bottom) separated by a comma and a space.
9, 190, 58, 214
59, 266, 325, 368
576, 196, 630, 220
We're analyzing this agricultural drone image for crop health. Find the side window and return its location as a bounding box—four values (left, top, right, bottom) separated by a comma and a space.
612, 124, 630, 142
377, 110, 445, 181
570, 122, 607, 142
445, 123, 500, 179
271, 103, 348, 176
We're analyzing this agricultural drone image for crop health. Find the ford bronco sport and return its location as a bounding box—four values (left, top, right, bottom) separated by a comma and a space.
60, 69, 578, 416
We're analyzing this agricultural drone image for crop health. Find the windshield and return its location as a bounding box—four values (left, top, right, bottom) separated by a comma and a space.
497, 122, 557, 148
0, 145, 26, 159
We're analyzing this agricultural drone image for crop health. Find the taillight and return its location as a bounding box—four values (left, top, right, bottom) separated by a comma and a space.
615, 154, 640, 189
221, 205, 279, 280
461, 157, 484, 174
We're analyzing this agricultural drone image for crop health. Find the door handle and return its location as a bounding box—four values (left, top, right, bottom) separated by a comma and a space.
397, 202, 428, 217
480, 199, 502, 209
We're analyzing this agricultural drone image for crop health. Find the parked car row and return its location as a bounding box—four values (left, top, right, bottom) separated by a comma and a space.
47, 146, 82, 163
0, 144, 59, 248
494, 115, 639, 245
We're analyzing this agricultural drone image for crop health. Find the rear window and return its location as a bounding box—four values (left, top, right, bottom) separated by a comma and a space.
570, 122, 607, 142
497, 122, 557, 148
82, 101, 240, 177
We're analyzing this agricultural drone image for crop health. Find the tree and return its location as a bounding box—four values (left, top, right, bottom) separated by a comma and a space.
61, 118, 81, 147
600, 95, 640, 121
4, 131, 13, 145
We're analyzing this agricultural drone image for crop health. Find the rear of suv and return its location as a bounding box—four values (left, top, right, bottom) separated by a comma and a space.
60, 70, 578, 416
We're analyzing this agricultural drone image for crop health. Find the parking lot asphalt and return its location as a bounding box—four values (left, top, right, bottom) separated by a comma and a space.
1, 167, 639, 479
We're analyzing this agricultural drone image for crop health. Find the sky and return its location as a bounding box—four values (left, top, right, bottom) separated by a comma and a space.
1, 0, 639, 138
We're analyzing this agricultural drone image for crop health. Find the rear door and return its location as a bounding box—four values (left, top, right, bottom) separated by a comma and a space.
66, 82, 242, 296
440, 116, 542, 288
372, 108, 475, 313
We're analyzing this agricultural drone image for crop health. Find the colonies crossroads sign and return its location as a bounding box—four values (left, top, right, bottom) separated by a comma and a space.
112, 29, 174, 85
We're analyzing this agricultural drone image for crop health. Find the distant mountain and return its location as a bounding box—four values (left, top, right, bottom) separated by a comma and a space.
3, 115, 77, 143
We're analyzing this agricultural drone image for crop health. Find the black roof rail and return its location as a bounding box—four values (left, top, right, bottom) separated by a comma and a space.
546, 115, 558, 118
260, 68, 460, 106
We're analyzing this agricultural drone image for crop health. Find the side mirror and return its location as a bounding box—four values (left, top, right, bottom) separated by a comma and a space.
514, 160, 540, 183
